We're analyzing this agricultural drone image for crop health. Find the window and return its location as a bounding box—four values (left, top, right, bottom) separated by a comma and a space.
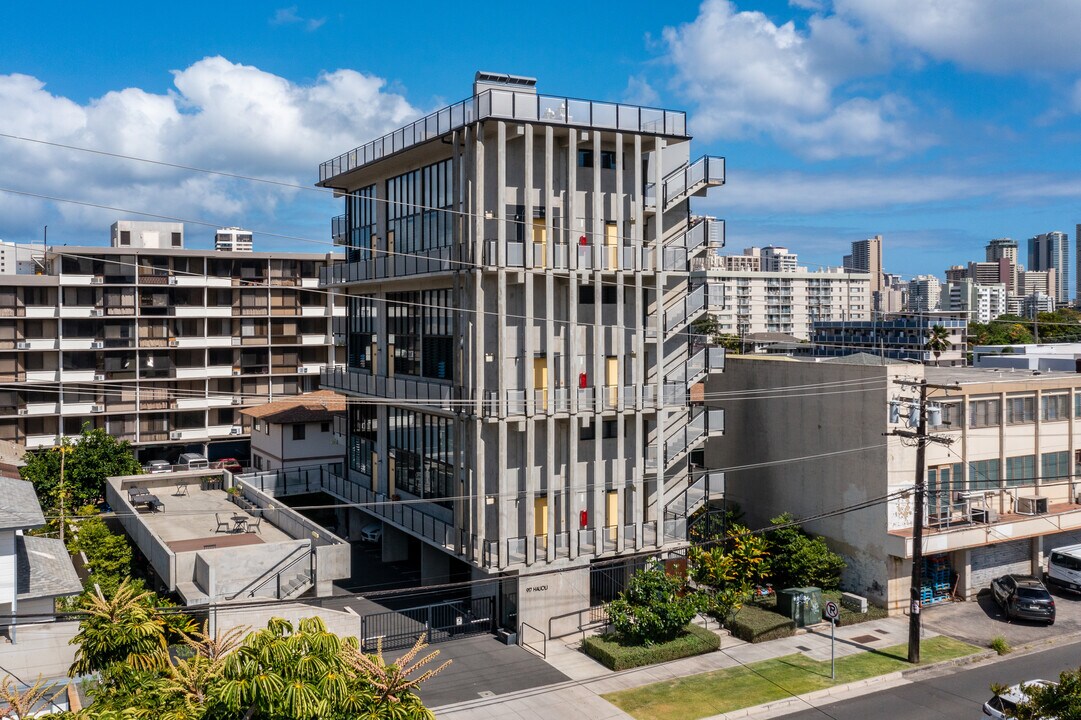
347, 295, 376, 373
601, 286, 617, 304
931, 402, 962, 429
968, 459, 1000, 490
386, 159, 454, 255
578, 285, 595, 304
388, 407, 455, 506
348, 403, 377, 476
579, 424, 595, 441
1074, 391, 1081, 420
1042, 450, 1070, 480
576, 149, 617, 169
602, 420, 617, 439
1042, 393, 1069, 421
321, 421, 330, 433
171, 232, 182, 248
1006, 455, 1035, 486
1006, 395, 1035, 424
385, 289, 454, 380
968, 398, 1000, 428
293, 424, 305, 441
346, 184, 377, 263
120, 230, 131, 246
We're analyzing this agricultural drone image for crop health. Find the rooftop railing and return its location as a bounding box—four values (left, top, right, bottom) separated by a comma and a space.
319, 89, 688, 183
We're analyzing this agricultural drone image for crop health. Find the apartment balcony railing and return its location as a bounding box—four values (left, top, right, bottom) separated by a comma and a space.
319, 246, 461, 286
663, 283, 724, 334
321, 366, 455, 408
663, 407, 725, 465
320, 89, 687, 183
482, 240, 656, 273
331, 214, 346, 244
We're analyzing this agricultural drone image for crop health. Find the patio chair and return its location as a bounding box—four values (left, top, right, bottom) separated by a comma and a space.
245, 517, 262, 534
215, 513, 230, 533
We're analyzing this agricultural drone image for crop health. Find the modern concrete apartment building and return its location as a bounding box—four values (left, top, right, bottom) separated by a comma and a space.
0, 225, 344, 460
907, 275, 942, 312
706, 355, 1081, 613
810, 313, 968, 365
844, 235, 883, 307
1028, 231, 1069, 305
317, 71, 726, 632
697, 262, 871, 340
941, 279, 1007, 324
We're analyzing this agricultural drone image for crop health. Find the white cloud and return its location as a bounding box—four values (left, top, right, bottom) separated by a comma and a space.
662, 0, 915, 159
0, 57, 418, 244
835, 0, 1081, 74
270, 6, 325, 31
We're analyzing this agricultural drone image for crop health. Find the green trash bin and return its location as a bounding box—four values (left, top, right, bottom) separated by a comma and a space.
777, 587, 823, 627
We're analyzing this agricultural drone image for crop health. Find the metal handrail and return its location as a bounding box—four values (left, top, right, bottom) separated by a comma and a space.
226, 544, 311, 601
518, 622, 547, 659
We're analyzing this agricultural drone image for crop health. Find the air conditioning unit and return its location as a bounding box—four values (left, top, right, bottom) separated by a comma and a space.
229, 426, 242, 435
169, 431, 183, 440
168, 276, 178, 285
91, 404, 104, 413
15, 341, 29, 350
169, 339, 180, 347
17, 408, 28, 416
94, 373, 105, 382
91, 341, 104, 349
1017, 495, 1049, 515
971, 507, 999, 524
232, 369, 241, 376
297, 367, 309, 374
90, 309, 103, 317
231, 396, 242, 405
90, 276, 104, 284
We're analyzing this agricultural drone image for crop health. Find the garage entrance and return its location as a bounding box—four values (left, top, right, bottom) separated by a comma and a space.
971, 540, 1032, 589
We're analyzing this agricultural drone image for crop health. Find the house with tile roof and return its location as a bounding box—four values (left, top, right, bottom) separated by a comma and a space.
240, 391, 346, 471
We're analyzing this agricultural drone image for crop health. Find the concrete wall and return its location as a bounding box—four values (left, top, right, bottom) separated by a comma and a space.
516, 565, 590, 640
0, 531, 14, 607
704, 356, 920, 609
194, 539, 310, 602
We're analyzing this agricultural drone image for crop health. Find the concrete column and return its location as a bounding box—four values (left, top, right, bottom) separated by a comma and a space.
420, 543, 451, 586
381, 524, 409, 563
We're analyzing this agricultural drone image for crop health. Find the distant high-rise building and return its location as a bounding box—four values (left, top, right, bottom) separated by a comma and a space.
907, 275, 941, 312
1075, 224, 1081, 304
1018, 268, 1056, 299
215, 227, 254, 252
843, 235, 884, 308
986, 238, 1018, 263
945, 265, 969, 282
760, 246, 799, 272
942, 279, 1007, 324
1028, 231, 1068, 304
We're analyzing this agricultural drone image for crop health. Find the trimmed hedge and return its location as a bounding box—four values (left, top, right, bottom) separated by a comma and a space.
728, 603, 796, 644
581, 624, 720, 671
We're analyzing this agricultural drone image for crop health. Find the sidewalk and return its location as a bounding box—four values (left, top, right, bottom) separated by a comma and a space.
434, 617, 928, 720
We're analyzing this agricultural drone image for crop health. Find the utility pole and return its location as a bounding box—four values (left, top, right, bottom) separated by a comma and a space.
888, 378, 956, 664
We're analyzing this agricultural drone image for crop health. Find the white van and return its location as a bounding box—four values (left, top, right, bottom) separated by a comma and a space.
1046, 543, 1081, 593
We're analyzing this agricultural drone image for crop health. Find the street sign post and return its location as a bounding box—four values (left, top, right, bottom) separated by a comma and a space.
824, 601, 840, 679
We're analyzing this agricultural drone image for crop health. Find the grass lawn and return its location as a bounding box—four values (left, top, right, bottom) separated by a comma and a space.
602, 636, 979, 720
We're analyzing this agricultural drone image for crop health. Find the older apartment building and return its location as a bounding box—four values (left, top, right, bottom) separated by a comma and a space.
317, 71, 726, 631
0, 222, 344, 460
707, 355, 1081, 613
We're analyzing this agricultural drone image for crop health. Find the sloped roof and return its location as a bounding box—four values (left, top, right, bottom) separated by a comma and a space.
240, 390, 346, 425
0, 476, 46, 531
17, 535, 83, 600
817, 352, 902, 366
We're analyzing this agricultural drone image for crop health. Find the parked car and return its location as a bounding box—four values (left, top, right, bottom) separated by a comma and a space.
982, 679, 1056, 718
145, 459, 172, 474
217, 457, 242, 473
990, 574, 1056, 624
358, 522, 383, 543
176, 452, 209, 471
1046, 543, 1081, 594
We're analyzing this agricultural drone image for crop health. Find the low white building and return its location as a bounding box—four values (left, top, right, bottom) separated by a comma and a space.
215, 227, 254, 253
907, 275, 942, 312
942, 279, 1007, 323
242, 390, 345, 471
705, 355, 1081, 613
0, 475, 82, 640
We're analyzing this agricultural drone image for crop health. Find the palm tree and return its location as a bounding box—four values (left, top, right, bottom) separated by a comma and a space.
925, 324, 950, 366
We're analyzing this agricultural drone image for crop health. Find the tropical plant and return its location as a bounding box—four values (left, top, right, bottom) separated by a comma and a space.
66, 508, 137, 599
689, 523, 770, 622
0, 675, 65, 719
1001, 668, 1081, 720
924, 324, 951, 366
606, 562, 704, 645
764, 514, 846, 590
20, 424, 142, 512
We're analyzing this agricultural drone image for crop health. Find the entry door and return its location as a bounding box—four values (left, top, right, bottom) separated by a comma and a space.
605, 223, 618, 269
532, 218, 547, 268
605, 490, 618, 541
534, 497, 549, 553
927, 465, 956, 523
533, 357, 548, 411
605, 356, 618, 408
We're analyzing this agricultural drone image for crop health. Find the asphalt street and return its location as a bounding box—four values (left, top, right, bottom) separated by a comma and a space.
783, 640, 1081, 719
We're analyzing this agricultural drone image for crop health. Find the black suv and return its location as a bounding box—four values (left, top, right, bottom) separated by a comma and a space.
990, 575, 1056, 625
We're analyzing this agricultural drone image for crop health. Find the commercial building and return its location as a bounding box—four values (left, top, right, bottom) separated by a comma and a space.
810, 313, 968, 365
705, 355, 1081, 613
843, 235, 883, 307
0, 241, 42, 276
907, 275, 942, 312
317, 71, 726, 633
697, 262, 872, 340
1028, 231, 1069, 304
0, 222, 345, 460
214, 227, 254, 253
760, 246, 799, 273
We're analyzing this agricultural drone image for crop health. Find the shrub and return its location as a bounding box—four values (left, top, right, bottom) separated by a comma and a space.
765, 514, 846, 590
606, 562, 704, 645
989, 636, 1011, 655
727, 603, 797, 643
581, 624, 719, 670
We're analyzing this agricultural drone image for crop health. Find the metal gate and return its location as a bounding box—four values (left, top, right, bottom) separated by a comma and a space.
1042, 530, 1081, 555
971, 540, 1032, 588
360, 596, 495, 652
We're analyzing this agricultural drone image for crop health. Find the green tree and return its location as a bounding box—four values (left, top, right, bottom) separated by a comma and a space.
606, 562, 704, 645
765, 514, 846, 589
1001, 670, 1081, 719
689, 523, 769, 622
968, 318, 1033, 347
924, 324, 950, 366
66, 509, 135, 599
691, 314, 742, 353
20, 424, 142, 512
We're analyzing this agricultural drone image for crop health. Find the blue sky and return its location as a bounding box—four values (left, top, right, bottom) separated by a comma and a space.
1, 1, 1080, 285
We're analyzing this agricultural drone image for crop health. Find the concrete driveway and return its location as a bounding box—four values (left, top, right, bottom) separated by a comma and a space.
922, 585, 1081, 648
